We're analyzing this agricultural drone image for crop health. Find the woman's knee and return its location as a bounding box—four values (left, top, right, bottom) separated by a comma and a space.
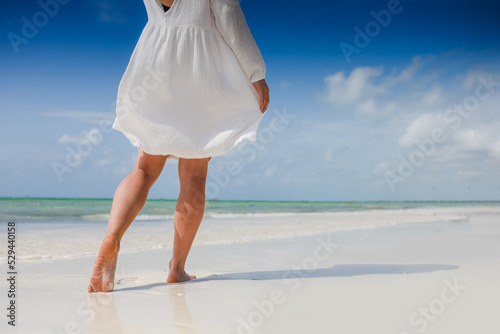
179, 189, 206, 214
180, 175, 207, 200
179, 170, 208, 207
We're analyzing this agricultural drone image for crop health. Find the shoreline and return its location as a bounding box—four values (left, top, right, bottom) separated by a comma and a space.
3, 206, 500, 262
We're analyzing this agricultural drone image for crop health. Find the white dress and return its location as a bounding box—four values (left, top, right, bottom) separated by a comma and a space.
112, 0, 266, 159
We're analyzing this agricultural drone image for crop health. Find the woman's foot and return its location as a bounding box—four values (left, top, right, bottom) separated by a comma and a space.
88, 235, 120, 293
166, 260, 196, 283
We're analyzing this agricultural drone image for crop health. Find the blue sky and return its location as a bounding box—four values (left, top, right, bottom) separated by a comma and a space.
1, 0, 499, 201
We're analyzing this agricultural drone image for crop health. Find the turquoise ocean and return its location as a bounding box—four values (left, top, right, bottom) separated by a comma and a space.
2, 197, 499, 222
1, 197, 498, 261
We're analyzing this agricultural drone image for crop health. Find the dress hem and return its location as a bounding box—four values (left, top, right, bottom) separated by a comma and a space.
112, 117, 261, 160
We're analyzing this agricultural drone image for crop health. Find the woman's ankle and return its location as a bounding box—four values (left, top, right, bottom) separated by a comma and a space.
102, 234, 120, 254
169, 259, 186, 272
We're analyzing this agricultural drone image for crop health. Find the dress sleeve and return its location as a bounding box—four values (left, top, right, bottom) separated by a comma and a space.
210, 0, 266, 83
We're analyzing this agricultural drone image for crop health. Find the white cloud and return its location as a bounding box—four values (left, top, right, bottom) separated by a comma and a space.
45, 110, 114, 124
320, 55, 428, 117
318, 50, 500, 121
382, 55, 425, 87
88, 0, 129, 24
264, 164, 278, 179
58, 133, 86, 145
420, 85, 443, 106
113, 154, 136, 175
322, 48, 500, 197
453, 129, 491, 152
451, 126, 500, 161
323, 148, 334, 163
322, 66, 384, 106
490, 141, 500, 159
57, 128, 103, 145
355, 99, 397, 117
95, 157, 115, 167
398, 113, 446, 147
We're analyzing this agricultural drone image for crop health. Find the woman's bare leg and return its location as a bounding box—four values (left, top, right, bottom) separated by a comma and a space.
88, 148, 167, 292
167, 157, 210, 283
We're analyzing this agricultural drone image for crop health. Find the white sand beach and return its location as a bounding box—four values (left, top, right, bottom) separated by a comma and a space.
1, 208, 499, 334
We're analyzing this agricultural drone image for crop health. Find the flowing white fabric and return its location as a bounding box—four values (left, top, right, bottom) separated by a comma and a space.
112, 0, 267, 158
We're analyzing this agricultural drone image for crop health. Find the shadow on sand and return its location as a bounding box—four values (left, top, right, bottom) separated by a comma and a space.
89, 264, 458, 333
114, 263, 458, 291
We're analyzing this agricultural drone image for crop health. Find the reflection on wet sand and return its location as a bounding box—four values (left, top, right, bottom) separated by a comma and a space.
86, 283, 199, 333
87, 292, 127, 333
168, 284, 200, 334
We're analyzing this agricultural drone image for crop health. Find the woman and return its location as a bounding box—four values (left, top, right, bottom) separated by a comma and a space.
88, 0, 270, 292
